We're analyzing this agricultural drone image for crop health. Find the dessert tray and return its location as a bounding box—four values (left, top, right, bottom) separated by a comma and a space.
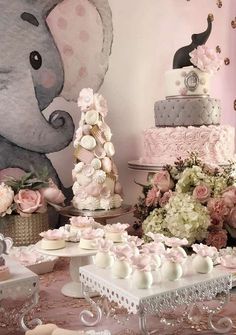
59, 204, 133, 220
9, 244, 58, 275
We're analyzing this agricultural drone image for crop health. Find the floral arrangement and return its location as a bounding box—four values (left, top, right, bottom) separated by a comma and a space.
189, 45, 223, 74
0, 170, 65, 218
134, 153, 236, 249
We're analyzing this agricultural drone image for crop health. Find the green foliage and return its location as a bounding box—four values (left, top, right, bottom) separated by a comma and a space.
5, 168, 49, 193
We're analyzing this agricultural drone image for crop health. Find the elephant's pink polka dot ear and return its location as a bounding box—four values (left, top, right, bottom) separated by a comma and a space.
75, 4, 86, 16
79, 30, 90, 42
57, 17, 68, 30
78, 66, 88, 79
62, 45, 74, 57
46, 0, 113, 101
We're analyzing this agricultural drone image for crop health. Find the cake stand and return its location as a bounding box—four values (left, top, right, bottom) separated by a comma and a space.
35, 241, 97, 298
59, 204, 133, 225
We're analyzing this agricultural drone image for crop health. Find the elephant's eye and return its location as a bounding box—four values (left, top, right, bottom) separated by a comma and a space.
29, 51, 42, 70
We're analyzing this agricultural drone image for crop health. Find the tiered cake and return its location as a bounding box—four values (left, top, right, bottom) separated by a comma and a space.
140, 15, 235, 166
72, 88, 123, 211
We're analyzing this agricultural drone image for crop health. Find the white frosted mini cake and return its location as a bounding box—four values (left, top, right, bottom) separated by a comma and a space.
0, 256, 10, 281
39, 230, 66, 250
104, 223, 129, 243
79, 227, 104, 250
69, 216, 96, 234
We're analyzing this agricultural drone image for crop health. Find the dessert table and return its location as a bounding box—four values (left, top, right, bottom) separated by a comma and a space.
79, 264, 233, 334
0, 256, 41, 331
36, 241, 97, 298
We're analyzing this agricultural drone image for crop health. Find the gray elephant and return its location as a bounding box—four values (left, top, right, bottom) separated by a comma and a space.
0, 0, 113, 196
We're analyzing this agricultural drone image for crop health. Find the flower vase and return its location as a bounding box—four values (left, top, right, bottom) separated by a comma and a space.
192, 255, 213, 274
94, 251, 114, 269
162, 261, 183, 281
132, 269, 153, 289
111, 259, 132, 279
0, 213, 49, 246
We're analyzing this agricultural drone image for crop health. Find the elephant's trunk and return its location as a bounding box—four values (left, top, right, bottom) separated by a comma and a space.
0, 68, 74, 153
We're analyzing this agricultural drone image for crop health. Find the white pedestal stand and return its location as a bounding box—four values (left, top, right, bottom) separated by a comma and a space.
36, 241, 96, 298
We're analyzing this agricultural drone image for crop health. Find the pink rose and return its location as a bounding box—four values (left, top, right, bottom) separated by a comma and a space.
193, 184, 211, 203
207, 198, 229, 221
14, 189, 45, 217
145, 187, 160, 207
40, 179, 65, 205
153, 171, 173, 192
206, 229, 228, 250
226, 207, 236, 229
222, 186, 236, 208
159, 190, 172, 207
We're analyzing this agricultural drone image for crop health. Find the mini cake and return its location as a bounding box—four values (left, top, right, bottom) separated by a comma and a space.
0, 256, 10, 281
104, 223, 129, 243
79, 227, 104, 250
39, 230, 66, 250
59, 225, 80, 242
69, 216, 96, 234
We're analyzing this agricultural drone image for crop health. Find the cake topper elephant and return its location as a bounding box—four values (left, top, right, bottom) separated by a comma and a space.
0, 0, 113, 194
173, 14, 213, 69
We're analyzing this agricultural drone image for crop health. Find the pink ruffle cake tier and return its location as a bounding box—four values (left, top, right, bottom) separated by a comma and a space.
140, 125, 235, 166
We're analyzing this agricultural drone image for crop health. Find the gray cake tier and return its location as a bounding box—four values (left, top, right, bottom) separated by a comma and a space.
154, 97, 221, 126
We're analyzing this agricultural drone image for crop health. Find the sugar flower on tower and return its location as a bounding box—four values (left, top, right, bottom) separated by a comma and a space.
72, 88, 123, 211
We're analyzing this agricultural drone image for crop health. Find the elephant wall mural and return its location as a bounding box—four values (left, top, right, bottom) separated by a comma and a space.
0, 0, 113, 196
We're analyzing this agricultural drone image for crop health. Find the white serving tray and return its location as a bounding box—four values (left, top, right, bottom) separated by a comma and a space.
9, 244, 58, 275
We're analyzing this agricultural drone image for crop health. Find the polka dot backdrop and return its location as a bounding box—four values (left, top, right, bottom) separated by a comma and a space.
46, 0, 113, 101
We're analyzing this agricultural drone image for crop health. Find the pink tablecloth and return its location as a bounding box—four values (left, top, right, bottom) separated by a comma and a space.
1, 259, 236, 335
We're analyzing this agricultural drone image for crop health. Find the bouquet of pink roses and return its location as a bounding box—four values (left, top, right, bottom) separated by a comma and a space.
0, 170, 65, 218
134, 153, 236, 249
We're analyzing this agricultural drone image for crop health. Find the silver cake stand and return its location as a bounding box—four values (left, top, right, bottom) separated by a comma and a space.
59, 204, 133, 225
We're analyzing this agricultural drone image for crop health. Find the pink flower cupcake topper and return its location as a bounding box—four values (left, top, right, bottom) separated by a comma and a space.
39, 229, 65, 240
219, 254, 236, 269
96, 239, 113, 253
112, 244, 133, 261
163, 248, 185, 264
142, 242, 165, 255
192, 243, 217, 258
126, 236, 144, 248
81, 228, 104, 240
131, 254, 151, 272
69, 216, 95, 228
165, 237, 188, 248
105, 223, 129, 233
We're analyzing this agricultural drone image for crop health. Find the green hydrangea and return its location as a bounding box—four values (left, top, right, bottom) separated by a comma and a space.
164, 193, 210, 244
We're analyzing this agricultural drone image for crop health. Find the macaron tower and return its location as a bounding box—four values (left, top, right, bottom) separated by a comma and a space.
72, 88, 123, 211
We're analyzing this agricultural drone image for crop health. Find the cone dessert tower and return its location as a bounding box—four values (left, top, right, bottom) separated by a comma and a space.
72, 88, 123, 211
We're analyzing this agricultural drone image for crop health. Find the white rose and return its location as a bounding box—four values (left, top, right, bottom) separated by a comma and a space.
0, 183, 14, 215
